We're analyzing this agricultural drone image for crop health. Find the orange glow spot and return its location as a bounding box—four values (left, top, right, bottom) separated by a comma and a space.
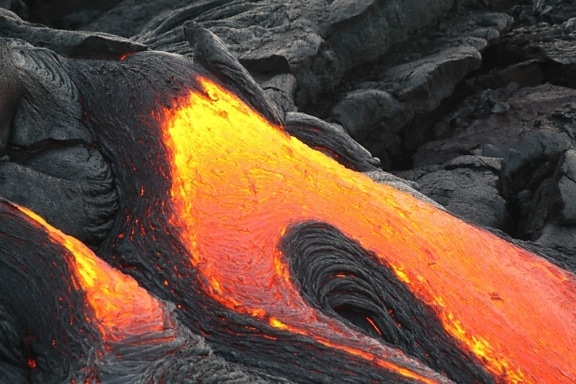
17, 206, 171, 344
249, 308, 266, 317
27, 358, 36, 369
161, 75, 576, 383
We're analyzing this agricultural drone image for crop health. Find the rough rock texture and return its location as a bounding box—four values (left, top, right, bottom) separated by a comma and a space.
109, 0, 457, 110
413, 84, 576, 171
1, 0, 576, 382
327, 10, 513, 167
398, 156, 511, 230
2, 0, 574, 258
538, 149, 576, 248
408, 81, 576, 246
2, 0, 574, 260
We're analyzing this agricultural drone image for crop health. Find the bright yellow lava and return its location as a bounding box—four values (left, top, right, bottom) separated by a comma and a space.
161, 75, 576, 383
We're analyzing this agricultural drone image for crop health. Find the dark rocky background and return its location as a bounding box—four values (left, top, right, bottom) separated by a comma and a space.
4, 0, 576, 251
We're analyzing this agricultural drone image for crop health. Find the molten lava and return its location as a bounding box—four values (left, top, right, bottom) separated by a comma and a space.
161, 75, 576, 383
16, 205, 171, 344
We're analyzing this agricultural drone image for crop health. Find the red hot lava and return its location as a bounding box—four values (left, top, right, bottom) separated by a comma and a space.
160, 75, 576, 384
17, 206, 173, 344
4, 45, 573, 382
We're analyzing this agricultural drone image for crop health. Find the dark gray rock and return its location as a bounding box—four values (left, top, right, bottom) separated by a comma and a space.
376, 46, 482, 113
26, 0, 122, 30
0, 12, 146, 59
0, 15, 125, 245
0, 145, 118, 246
0, 0, 26, 18
538, 224, 576, 250
329, 89, 413, 168
81, 0, 190, 37
326, 9, 512, 168
398, 155, 511, 230
536, 149, 576, 248
414, 84, 576, 173
552, 149, 576, 225
0, 42, 23, 155
285, 111, 381, 172
498, 14, 576, 87
325, 0, 455, 70
465, 59, 545, 90
255, 73, 298, 115
129, 0, 457, 109
412, 82, 576, 241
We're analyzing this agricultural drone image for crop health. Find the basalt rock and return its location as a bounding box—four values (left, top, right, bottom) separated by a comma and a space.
411, 83, 576, 239
6, 0, 576, 263
536, 149, 576, 249
24, 0, 121, 30
327, 9, 512, 168
398, 155, 512, 231
413, 84, 576, 171
112, 0, 456, 109
496, 16, 576, 87
0, 1, 576, 383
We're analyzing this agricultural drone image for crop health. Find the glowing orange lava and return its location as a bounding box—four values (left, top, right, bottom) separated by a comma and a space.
17, 206, 171, 344
162, 75, 576, 383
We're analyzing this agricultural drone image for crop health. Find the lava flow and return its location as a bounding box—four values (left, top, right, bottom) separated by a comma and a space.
16, 205, 172, 345
161, 75, 576, 383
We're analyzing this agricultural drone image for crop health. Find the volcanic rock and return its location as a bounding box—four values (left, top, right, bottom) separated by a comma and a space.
497, 8, 576, 87
329, 89, 413, 168
413, 84, 576, 171
410, 82, 576, 243
537, 149, 576, 248
24, 0, 121, 30
327, 9, 512, 168
5, 0, 576, 249
115, 0, 457, 109
1, 1, 576, 383
0, 12, 146, 59
398, 155, 511, 231
551, 149, 576, 225
0, 0, 26, 18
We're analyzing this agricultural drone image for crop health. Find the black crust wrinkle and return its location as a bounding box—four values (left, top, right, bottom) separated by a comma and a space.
281, 220, 497, 384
